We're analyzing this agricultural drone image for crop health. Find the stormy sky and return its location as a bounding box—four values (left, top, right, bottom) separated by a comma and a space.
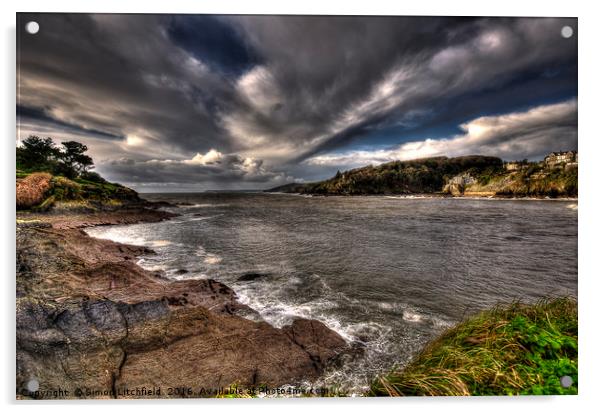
17, 14, 577, 192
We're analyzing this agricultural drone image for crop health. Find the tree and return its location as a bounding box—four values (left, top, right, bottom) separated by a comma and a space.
57, 141, 94, 178
16, 136, 59, 171
16, 136, 95, 179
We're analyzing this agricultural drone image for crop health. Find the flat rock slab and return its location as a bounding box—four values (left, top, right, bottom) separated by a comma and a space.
16, 217, 349, 399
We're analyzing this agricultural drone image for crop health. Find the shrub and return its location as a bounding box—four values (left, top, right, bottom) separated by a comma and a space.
16, 172, 53, 209
51, 176, 82, 201
32, 195, 56, 212
79, 171, 107, 184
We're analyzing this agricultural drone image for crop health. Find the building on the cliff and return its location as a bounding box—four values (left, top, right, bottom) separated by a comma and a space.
444, 173, 476, 196
544, 151, 577, 168
505, 161, 526, 171
448, 174, 476, 186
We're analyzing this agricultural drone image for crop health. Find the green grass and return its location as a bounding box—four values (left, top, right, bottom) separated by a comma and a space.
32, 195, 56, 212
16, 170, 30, 179
16, 171, 140, 211
369, 297, 577, 396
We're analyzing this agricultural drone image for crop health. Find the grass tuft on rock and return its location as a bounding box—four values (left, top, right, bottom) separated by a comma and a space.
369, 297, 577, 396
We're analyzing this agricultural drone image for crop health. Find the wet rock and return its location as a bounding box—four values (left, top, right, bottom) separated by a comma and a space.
16, 220, 349, 399
283, 319, 348, 369
146, 201, 176, 209
237, 272, 269, 282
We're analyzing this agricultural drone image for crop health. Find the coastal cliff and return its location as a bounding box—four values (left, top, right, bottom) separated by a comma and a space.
267, 153, 577, 198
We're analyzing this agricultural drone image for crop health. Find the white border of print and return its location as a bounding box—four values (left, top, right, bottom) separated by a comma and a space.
2, 1, 600, 413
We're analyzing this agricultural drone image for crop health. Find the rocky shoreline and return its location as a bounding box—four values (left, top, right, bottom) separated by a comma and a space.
268, 192, 578, 202
16, 206, 349, 399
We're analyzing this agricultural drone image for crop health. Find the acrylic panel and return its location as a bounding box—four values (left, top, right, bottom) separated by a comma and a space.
16, 13, 578, 399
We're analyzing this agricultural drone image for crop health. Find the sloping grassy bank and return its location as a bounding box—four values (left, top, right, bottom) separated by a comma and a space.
267, 155, 578, 198
369, 298, 577, 396
16, 171, 140, 211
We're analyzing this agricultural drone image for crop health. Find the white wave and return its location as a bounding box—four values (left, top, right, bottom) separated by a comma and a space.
178, 203, 229, 208
136, 259, 167, 272
203, 254, 222, 265
85, 227, 147, 246
186, 216, 216, 221
85, 227, 180, 251
231, 277, 390, 350
377, 301, 453, 328
233, 280, 348, 337
402, 309, 424, 323
432, 317, 454, 329
194, 245, 222, 265
384, 195, 429, 200
148, 239, 172, 247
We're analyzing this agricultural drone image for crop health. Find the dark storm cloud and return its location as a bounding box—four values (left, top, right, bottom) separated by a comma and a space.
16, 14, 577, 190
17, 105, 125, 141
17, 13, 236, 157
225, 16, 577, 161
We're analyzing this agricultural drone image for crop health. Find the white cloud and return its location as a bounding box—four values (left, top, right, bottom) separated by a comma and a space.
98, 149, 296, 189
236, 66, 282, 114
185, 149, 223, 165
306, 99, 577, 168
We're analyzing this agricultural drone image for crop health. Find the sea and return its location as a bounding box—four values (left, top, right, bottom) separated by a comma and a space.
85, 193, 578, 394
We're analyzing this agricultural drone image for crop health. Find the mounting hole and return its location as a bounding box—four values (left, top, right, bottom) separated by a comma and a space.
561, 26, 573, 39
25, 21, 39, 35
560, 375, 573, 388
26, 378, 39, 392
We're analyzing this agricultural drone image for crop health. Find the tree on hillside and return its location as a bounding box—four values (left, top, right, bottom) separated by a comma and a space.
16, 135, 95, 179
16, 136, 59, 172
56, 141, 94, 178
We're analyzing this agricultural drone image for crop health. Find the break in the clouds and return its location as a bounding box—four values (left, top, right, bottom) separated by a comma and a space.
307, 99, 578, 168
16, 14, 577, 191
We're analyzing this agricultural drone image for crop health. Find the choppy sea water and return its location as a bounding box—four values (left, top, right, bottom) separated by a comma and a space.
85, 193, 578, 394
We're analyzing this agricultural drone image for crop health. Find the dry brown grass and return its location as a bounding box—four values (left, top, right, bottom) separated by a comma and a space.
16, 172, 53, 209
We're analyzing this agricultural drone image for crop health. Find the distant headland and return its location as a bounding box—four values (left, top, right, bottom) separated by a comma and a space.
267, 152, 578, 198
